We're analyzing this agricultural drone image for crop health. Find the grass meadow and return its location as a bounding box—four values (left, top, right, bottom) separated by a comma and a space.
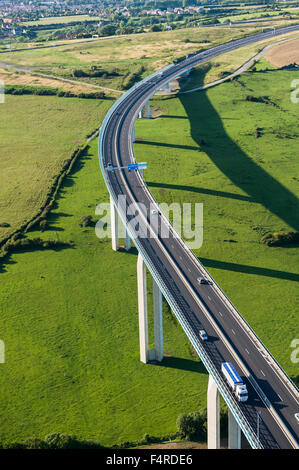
134, 66, 299, 376
0, 26, 258, 90
0, 140, 207, 446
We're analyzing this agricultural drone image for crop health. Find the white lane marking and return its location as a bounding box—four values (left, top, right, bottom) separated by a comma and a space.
261, 370, 266, 377
245, 349, 250, 355
208, 296, 211, 300
278, 394, 283, 402
219, 311, 223, 317
232, 329, 236, 335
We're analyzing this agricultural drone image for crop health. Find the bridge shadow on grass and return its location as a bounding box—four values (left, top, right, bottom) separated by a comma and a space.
155, 355, 207, 375
147, 181, 254, 203
200, 258, 299, 283
179, 85, 299, 231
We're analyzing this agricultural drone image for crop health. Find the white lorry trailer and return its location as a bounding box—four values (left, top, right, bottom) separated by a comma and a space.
221, 362, 248, 402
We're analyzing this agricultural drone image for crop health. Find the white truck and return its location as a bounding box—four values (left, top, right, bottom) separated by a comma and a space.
221, 362, 248, 402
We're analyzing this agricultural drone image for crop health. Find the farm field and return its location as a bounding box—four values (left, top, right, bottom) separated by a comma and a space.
180, 30, 299, 90
0, 26, 259, 90
0, 94, 112, 242
134, 65, 299, 377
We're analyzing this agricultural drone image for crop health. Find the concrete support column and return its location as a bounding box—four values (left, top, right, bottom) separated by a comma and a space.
110, 195, 119, 251
207, 375, 220, 449
146, 100, 151, 119
153, 278, 163, 362
228, 409, 241, 449
137, 253, 148, 364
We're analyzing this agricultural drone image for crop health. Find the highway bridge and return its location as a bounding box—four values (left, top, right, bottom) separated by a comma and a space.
98, 25, 299, 449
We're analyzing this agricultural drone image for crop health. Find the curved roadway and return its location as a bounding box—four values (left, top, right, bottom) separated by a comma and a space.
99, 25, 299, 449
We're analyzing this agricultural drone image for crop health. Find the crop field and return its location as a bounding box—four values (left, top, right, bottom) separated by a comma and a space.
0, 94, 112, 242
0, 67, 111, 95
180, 30, 299, 89
134, 65, 299, 377
265, 37, 299, 66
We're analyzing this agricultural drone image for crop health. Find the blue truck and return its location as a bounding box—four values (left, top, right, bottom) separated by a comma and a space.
221, 362, 248, 402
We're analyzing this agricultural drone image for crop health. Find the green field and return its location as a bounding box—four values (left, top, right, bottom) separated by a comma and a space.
180, 31, 299, 89
0, 94, 112, 242
2, 26, 298, 93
